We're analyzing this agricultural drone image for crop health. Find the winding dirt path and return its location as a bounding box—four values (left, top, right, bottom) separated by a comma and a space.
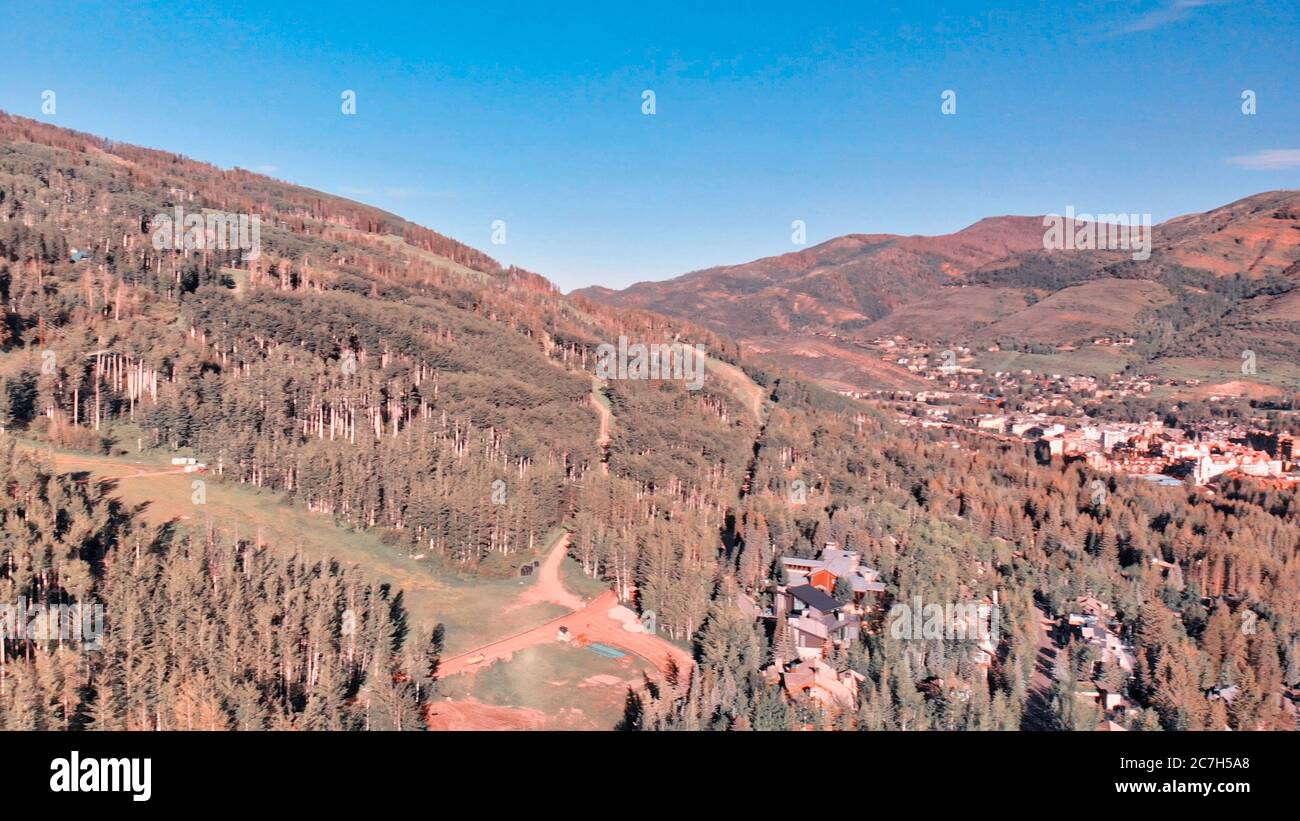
590, 377, 612, 475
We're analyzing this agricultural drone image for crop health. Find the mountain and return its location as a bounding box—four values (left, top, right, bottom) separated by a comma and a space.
578, 191, 1300, 392
575, 216, 1049, 334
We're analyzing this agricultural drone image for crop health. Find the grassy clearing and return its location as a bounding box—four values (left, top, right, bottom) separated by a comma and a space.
9, 436, 568, 654
1151, 357, 1300, 391
973, 346, 1134, 378
706, 355, 767, 422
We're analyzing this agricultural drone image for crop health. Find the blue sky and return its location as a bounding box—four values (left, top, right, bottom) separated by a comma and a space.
1, 0, 1297, 291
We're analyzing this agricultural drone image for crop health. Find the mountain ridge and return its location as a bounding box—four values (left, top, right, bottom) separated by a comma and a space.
577, 190, 1300, 392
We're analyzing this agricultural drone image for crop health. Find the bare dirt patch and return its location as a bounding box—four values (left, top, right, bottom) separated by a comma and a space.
425, 698, 551, 731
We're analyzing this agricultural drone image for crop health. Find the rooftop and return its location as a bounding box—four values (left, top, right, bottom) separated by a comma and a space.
788, 584, 843, 613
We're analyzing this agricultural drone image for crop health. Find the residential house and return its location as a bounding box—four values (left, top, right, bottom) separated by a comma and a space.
777, 584, 861, 660
779, 543, 885, 609
1066, 608, 1136, 676
772, 657, 865, 711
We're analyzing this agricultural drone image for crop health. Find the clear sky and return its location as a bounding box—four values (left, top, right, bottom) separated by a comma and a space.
1, 1, 1297, 292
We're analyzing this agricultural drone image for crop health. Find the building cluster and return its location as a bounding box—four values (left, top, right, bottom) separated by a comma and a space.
1063, 596, 1137, 730
890, 396, 1299, 487
744, 544, 887, 712
838, 340, 1300, 490
1058, 421, 1292, 486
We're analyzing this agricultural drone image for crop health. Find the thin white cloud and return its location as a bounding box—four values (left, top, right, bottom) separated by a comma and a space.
1115, 0, 1226, 35
1226, 149, 1300, 171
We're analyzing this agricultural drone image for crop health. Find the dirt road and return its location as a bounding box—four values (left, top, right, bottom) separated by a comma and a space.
42, 449, 191, 480
438, 589, 693, 680
508, 532, 585, 612
438, 533, 693, 681
590, 377, 612, 475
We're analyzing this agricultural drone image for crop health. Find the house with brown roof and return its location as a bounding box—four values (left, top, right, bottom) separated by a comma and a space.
779, 544, 885, 609
773, 657, 865, 711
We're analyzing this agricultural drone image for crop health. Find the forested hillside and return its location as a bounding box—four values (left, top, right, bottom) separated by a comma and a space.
1, 112, 1296, 731
631, 380, 1300, 730
0, 112, 747, 565
0, 443, 434, 730
0, 111, 754, 727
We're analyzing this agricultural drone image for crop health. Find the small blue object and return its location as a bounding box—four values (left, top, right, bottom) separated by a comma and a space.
587, 643, 626, 659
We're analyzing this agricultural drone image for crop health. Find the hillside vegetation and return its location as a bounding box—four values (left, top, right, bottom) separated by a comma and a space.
1, 114, 1297, 732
